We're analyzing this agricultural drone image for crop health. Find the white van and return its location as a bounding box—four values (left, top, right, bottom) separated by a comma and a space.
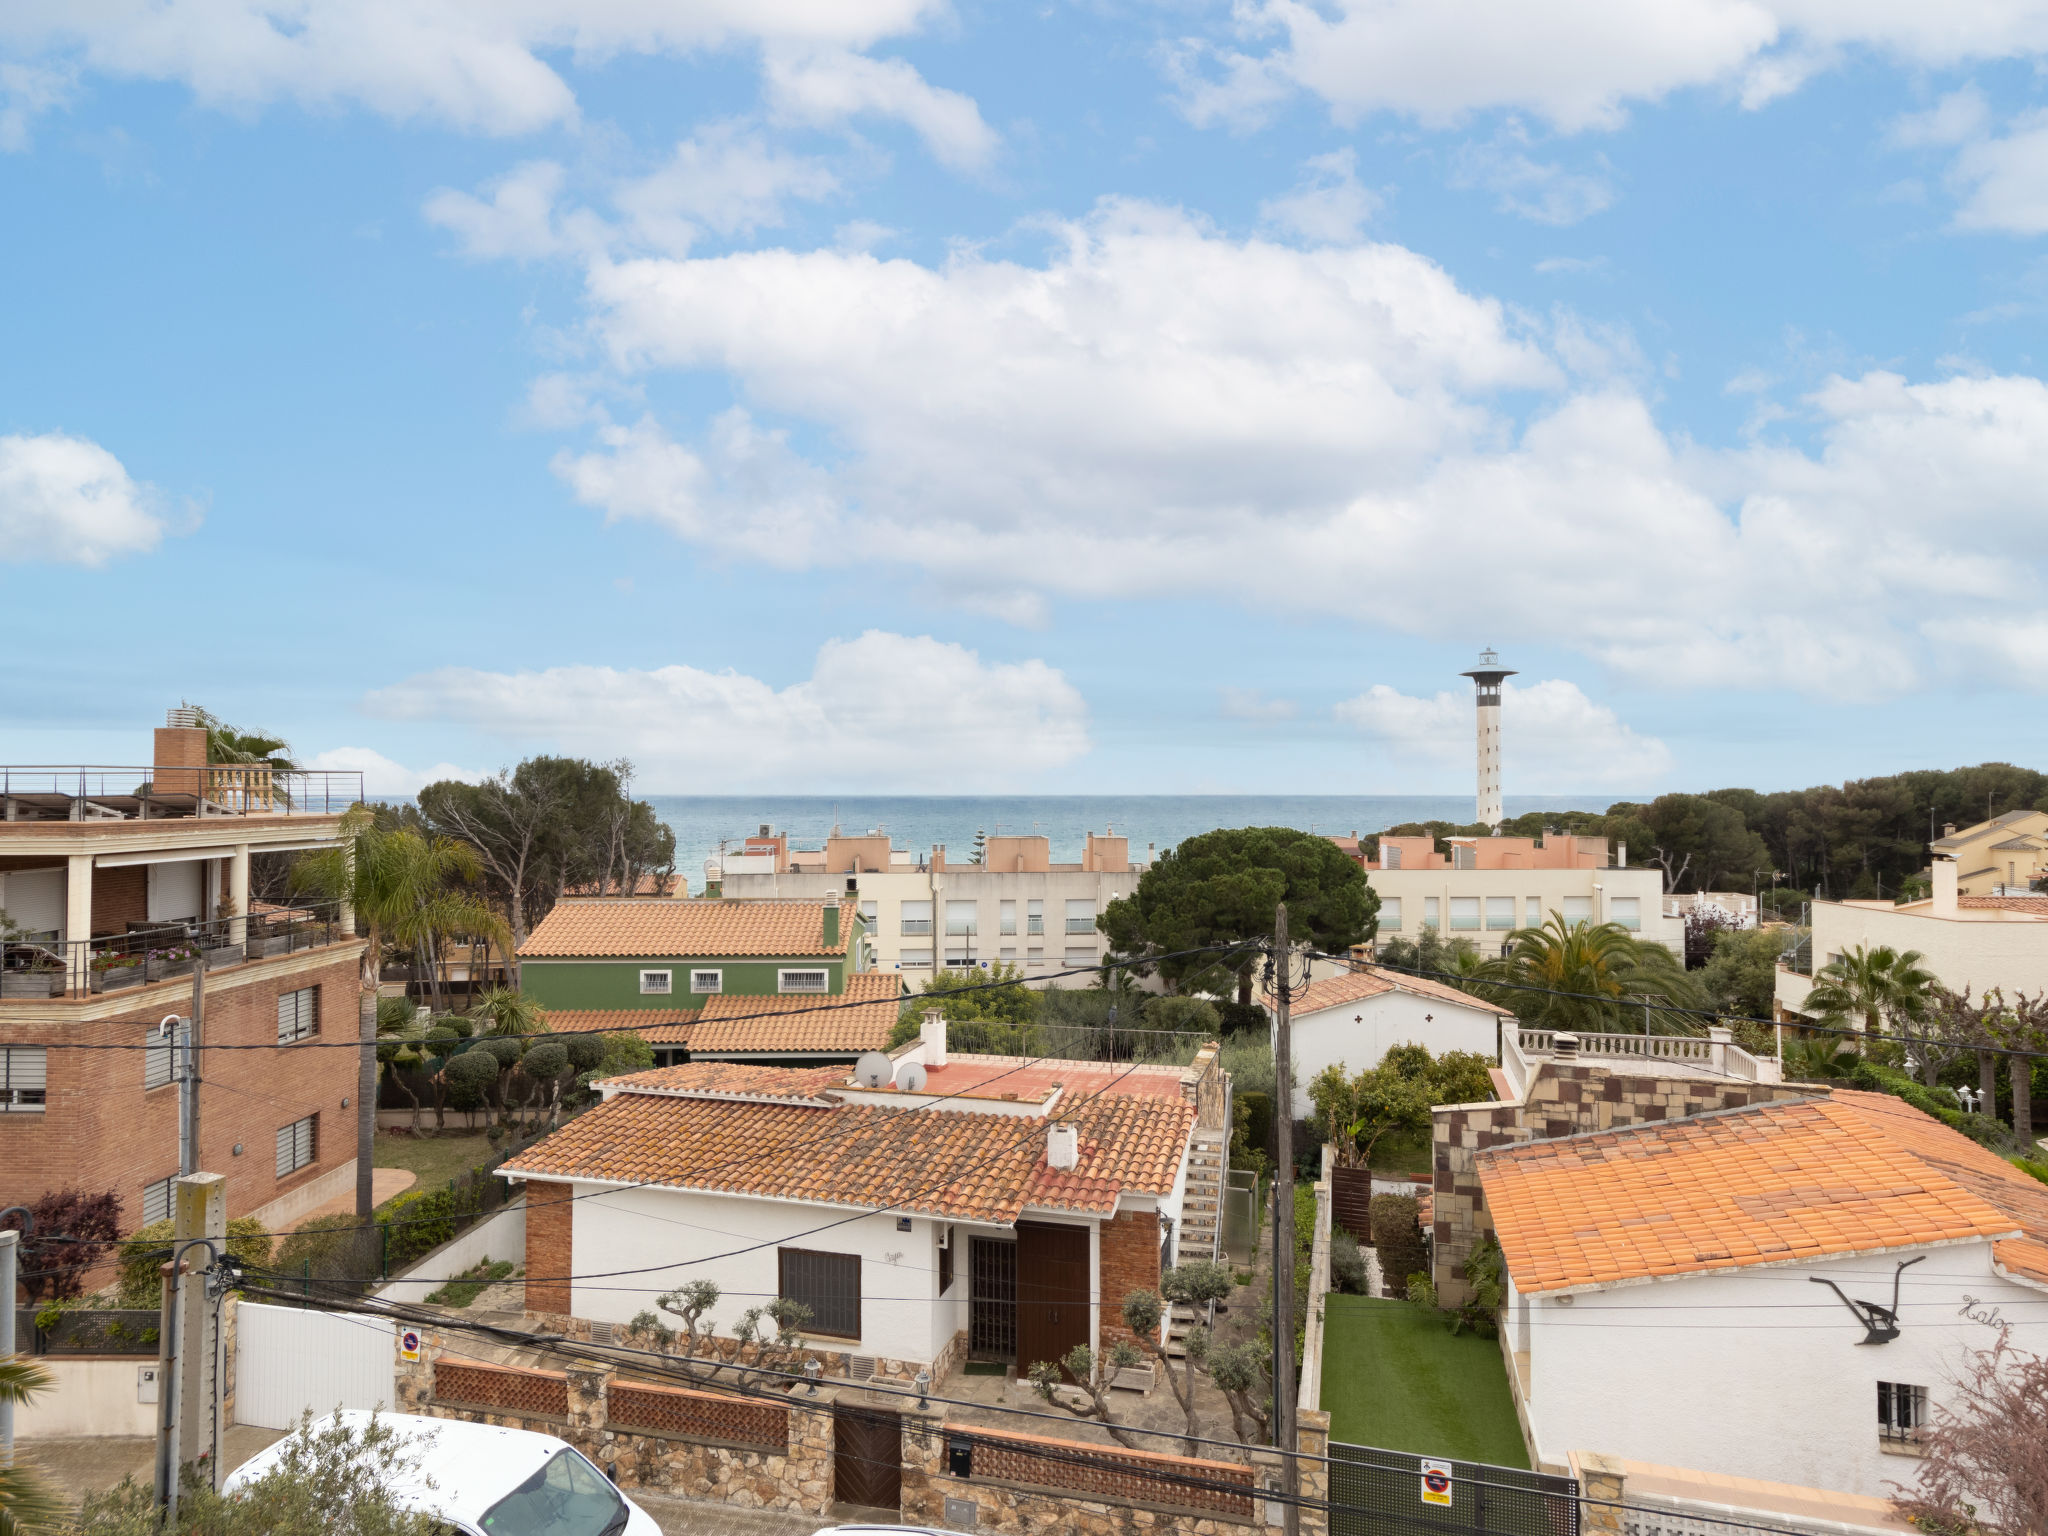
224, 1410, 661, 1536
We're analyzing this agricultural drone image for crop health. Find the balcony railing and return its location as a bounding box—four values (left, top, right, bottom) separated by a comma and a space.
900, 919, 933, 936
1065, 918, 1096, 934
0, 766, 363, 822
0, 900, 353, 1001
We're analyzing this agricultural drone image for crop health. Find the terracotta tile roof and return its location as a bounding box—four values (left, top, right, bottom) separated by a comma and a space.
601, 1062, 852, 1102
1995, 1237, 2048, 1289
1959, 894, 2048, 915
543, 1009, 702, 1043
1275, 967, 1514, 1018
518, 898, 855, 959
687, 972, 901, 1056
500, 1085, 1196, 1222
1479, 1089, 2048, 1294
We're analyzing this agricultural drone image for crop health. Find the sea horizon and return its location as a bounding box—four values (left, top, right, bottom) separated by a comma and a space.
646, 793, 1630, 892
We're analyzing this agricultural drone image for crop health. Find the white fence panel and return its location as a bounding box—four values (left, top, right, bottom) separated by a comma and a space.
235, 1301, 395, 1430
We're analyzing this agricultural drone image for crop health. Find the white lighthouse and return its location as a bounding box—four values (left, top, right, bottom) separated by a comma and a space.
1460, 649, 1516, 828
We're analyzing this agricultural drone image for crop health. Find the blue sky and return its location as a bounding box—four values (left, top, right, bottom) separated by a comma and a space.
4, 2, 2048, 798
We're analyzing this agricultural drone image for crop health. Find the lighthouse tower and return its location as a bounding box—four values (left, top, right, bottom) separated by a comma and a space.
1460, 649, 1516, 828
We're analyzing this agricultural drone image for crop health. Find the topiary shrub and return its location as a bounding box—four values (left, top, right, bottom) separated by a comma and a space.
442, 1049, 501, 1122
477, 1035, 524, 1068
520, 1042, 568, 1083
1368, 1193, 1427, 1300
563, 1033, 605, 1073
118, 1216, 273, 1306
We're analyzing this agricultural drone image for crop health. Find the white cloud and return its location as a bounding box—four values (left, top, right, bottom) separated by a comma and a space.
0, 0, 948, 136
1221, 688, 1299, 723
0, 431, 165, 566
1335, 679, 1672, 790
1948, 110, 2048, 234
614, 123, 839, 250
763, 48, 998, 171
539, 201, 2048, 698
1451, 134, 1616, 225
1258, 148, 1381, 242
424, 160, 588, 260
1890, 84, 1991, 149
1170, 0, 2048, 135
363, 631, 1090, 791
305, 747, 483, 798
0, 60, 70, 150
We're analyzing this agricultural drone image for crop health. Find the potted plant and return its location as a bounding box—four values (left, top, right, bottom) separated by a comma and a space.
246, 919, 290, 959
146, 944, 199, 981
1, 955, 65, 999
90, 949, 144, 992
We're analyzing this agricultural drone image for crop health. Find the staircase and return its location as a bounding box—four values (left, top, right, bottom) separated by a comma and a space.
1177, 1129, 1228, 1263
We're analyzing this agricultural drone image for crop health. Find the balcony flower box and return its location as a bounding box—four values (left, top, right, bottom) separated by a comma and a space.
1, 970, 64, 999
202, 943, 244, 970
89, 953, 143, 992
145, 947, 199, 981
246, 932, 294, 959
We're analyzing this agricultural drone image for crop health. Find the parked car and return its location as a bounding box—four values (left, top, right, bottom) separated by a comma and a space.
224, 1410, 659, 1536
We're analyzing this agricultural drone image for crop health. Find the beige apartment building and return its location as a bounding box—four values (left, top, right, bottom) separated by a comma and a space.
717, 828, 1149, 984
1931, 809, 2048, 896
1776, 856, 2048, 1022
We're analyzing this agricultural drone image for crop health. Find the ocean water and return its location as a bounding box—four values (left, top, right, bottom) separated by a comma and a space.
648, 794, 1619, 891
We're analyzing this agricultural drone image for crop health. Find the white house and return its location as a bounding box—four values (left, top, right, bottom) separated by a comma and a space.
1272, 968, 1516, 1119
500, 1031, 1228, 1382
1480, 1087, 2048, 1501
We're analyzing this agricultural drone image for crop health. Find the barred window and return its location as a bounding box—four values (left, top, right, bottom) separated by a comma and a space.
690, 969, 723, 994
276, 1114, 317, 1178
277, 987, 319, 1044
142, 1174, 176, 1226
639, 970, 672, 995
945, 900, 979, 936
779, 1247, 860, 1339
779, 969, 829, 993
1879, 1382, 1927, 1445
0, 1046, 47, 1113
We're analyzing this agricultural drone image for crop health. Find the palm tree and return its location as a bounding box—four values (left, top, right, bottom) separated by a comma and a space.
1781, 1033, 1859, 1082
293, 804, 512, 1000
1802, 944, 1937, 1054
1491, 914, 1701, 1035
189, 704, 298, 773
0, 1355, 63, 1534
469, 987, 548, 1038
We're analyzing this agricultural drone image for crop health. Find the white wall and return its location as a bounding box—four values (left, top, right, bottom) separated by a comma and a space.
15, 1357, 160, 1438
235, 1301, 396, 1431
0, 867, 65, 939
1281, 992, 1504, 1118
569, 1182, 1036, 1367
147, 858, 205, 923
375, 1199, 526, 1306
1518, 1241, 2045, 1499
1790, 899, 2048, 1009
1368, 865, 1680, 957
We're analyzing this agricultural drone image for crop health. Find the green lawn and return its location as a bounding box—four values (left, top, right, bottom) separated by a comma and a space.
1319, 1295, 1529, 1468
374, 1130, 497, 1192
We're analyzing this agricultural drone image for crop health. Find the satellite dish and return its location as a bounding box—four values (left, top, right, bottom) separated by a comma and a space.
854, 1052, 894, 1089
896, 1061, 928, 1093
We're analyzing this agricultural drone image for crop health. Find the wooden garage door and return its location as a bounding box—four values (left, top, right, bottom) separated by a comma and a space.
1015, 1220, 1090, 1377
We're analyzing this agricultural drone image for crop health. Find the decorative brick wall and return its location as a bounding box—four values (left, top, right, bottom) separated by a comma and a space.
525, 1180, 572, 1314
435, 1357, 569, 1418
1098, 1210, 1161, 1347
1431, 1063, 1819, 1304
610, 1380, 788, 1451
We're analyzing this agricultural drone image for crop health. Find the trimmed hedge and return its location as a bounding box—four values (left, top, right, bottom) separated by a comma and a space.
1849, 1060, 2011, 1148
1368, 1192, 1427, 1301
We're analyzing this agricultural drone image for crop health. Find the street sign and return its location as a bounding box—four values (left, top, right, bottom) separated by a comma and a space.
1419, 1459, 1454, 1508
399, 1328, 422, 1363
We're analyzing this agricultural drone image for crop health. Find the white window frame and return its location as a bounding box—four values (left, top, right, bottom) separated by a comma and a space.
1063, 947, 1098, 968
690, 969, 723, 994
901, 900, 933, 937
277, 986, 319, 1044
1610, 897, 1641, 932
1026, 899, 1044, 936
1064, 899, 1096, 935
945, 900, 979, 936
778, 968, 829, 994
1525, 896, 1542, 928
899, 947, 933, 969
859, 901, 878, 926
1026, 946, 1045, 965
1379, 897, 1401, 931
1449, 897, 1482, 931
1562, 896, 1592, 926
276, 1114, 317, 1178
1485, 897, 1516, 931
639, 969, 674, 995
0, 1045, 47, 1113
999, 899, 1017, 936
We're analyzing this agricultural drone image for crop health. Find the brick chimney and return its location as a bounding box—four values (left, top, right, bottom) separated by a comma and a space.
154, 707, 208, 796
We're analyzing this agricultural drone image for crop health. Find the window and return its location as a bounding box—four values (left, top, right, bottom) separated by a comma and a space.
1423, 898, 1440, 930
900, 948, 933, 969
945, 900, 979, 936
1609, 897, 1641, 932
1064, 947, 1097, 968
1382, 844, 1402, 869
690, 969, 723, 994
900, 900, 933, 936
1562, 896, 1592, 926
779, 1247, 861, 1339
639, 969, 673, 995
1000, 946, 1017, 961
1485, 897, 1516, 930
0, 1046, 46, 1113
276, 1115, 317, 1178
945, 948, 976, 969
860, 901, 878, 927
1379, 898, 1401, 931
1879, 1382, 1927, 1446
999, 900, 1017, 936
938, 1234, 954, 1296
1065, 899, 1096, 935
1449, 897, 1481, 931
276, 986, 318, 1044
1451, 844, 1476, 870
779, 969, 829, 993
1026, 946, 1044, 966
141, 1175, 175, 1226
144, 1027, 185, 1092
482, 1450, 623, 1536
1526, 897, 1542, 928
1026, 899, 1044, 935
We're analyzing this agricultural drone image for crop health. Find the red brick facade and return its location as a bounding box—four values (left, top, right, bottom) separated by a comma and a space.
89, 865, 148, 934
0, 943, 366, 1231
525, 1180, 573, 1314
1097, 1208, 1161, 1347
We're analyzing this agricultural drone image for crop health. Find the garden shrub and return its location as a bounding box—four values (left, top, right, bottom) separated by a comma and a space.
379, 1186, 468, 1269
1850, 1060, 2012, 1148
117, 1215, 273, 1306
1368, 1193, 1427, 1300
276, 1215, 373, 1292
1214, 1001, 1268, 1037
1329, 1229, 1369, 1294
1234, 1091, 1273, 1166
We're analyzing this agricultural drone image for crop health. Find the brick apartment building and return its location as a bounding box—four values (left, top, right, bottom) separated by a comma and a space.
0, 712, 366, 1233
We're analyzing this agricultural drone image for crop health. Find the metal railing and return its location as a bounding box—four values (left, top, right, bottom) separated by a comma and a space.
0, 899, 352, 1000
0, 766, 362, 821
1065, 917, 1096, 934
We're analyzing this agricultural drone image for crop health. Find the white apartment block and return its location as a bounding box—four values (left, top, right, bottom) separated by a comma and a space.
717, 829, 1148, 983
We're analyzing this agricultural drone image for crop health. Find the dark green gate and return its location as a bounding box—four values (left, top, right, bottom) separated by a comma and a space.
1326, 1441, 1578, 1536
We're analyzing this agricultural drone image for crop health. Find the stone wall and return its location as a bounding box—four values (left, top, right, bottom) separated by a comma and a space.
1183, 1041, 1230, 1133
1431, 1064, 1819, 1305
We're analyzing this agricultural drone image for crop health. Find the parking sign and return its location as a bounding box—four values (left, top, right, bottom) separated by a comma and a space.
399, 1328, 422, 1363
1419, 1459, 1454, 1507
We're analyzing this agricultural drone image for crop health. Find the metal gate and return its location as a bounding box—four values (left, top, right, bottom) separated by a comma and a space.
234, 1301, 396, 1430
1327, 1440, 1578, 1536
969, 1236, 1016, 1360
833, 1404, 902, 1512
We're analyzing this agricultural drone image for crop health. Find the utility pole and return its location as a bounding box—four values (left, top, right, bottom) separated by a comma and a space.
357, 987, 377, 1218
1271, 902, 1298, 1536
186, 960, 205, 1173
156, 1172, 226, 1515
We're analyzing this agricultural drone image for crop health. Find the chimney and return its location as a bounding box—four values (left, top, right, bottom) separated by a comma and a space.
921, 1007, 948, 1068
1046, 1122, 1078, 1171
154, 707, 208, 797
1551, 1032, 1581, 1060
1932, 857, 1958, 916
823, 902, 840, 948
1616, 842, 1627, 868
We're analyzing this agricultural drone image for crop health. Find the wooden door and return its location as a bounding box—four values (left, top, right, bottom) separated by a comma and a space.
1015, 1220, 1090, 1376
833, 1404, 902, 1512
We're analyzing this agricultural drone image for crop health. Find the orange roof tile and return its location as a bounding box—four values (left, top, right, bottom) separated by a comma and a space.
1479, 1089, 2048, 1294
500, 1083, 1196, 1222
602, 1062, 852, 1102
687, 972, 901, 1055
1995, 1237, 2048, 1289
543, 1009, 702, 1044
519, 898, 855, 959
1276, 966, 1514, 1018
1959, 895, 2048, 916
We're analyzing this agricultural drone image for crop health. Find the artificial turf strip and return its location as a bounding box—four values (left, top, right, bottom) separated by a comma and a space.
1318, 1294, 1530, 1469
